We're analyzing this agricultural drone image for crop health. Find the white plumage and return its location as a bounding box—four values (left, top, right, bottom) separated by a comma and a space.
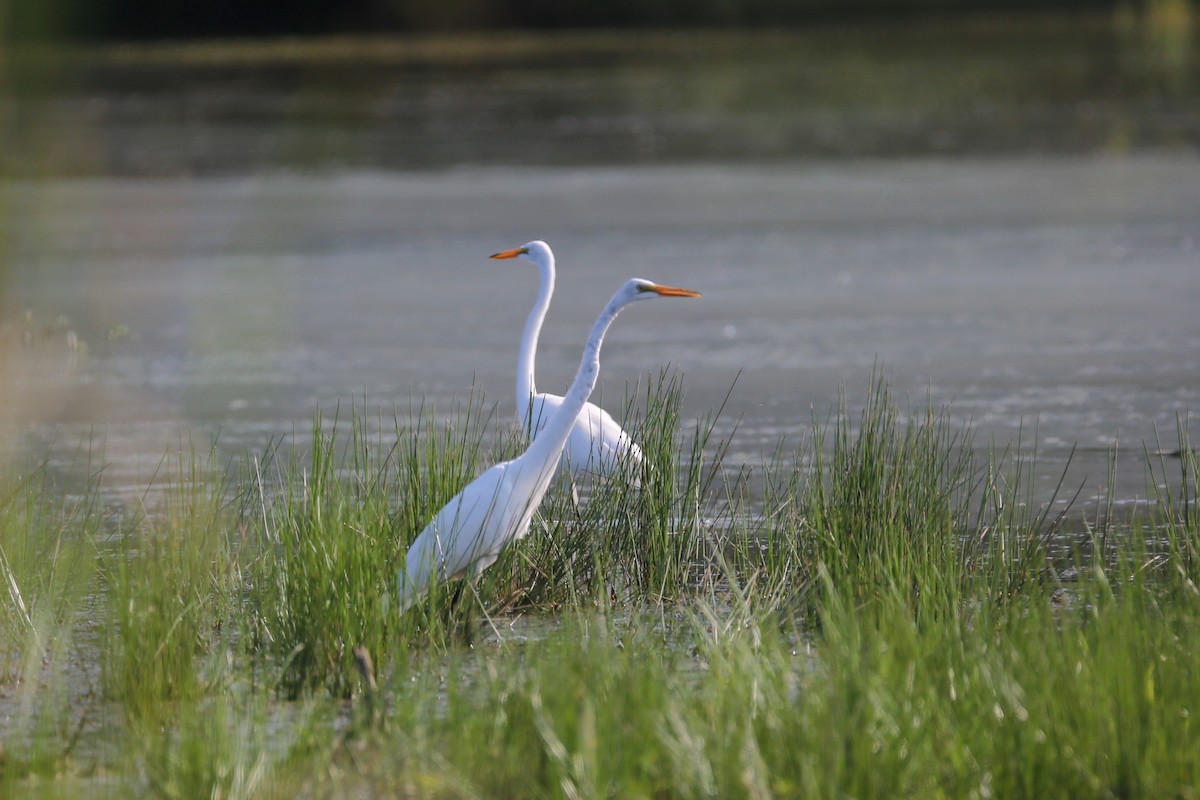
397, 275, 700, 611
492, 241, 643, 478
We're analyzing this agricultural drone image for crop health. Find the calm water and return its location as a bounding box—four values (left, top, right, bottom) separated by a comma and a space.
2, 19, 1198, 514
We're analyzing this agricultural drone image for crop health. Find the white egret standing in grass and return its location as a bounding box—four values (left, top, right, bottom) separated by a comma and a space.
490, 241, 644, 480
397, 276, 701, 611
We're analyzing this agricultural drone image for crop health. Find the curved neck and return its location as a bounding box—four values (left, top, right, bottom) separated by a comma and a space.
522, 291, 624, 465
517, 252, 555, 420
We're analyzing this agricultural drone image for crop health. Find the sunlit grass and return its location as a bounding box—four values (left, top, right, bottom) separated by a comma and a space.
246, 406, 406, 699
246, 392, 516, 696
283, 575, 1200, 799
1146, 414, 1199, 590
0, 449, 103, 792
0, 454, 101, 675
129, 693, 275, 800
2, 377, 1199, 797
99, 438, 242, 721
492, 370, 730, 611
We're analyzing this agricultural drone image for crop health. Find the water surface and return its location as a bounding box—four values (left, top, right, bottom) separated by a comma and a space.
2, 19, 1197, 514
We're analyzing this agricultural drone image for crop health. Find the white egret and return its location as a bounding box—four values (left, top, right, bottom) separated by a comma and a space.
397, 277, 701, 611
491, 241, 643, 479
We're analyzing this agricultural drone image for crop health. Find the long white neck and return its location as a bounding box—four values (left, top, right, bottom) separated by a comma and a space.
516, 250, 554, 425
521, 290, 625, 467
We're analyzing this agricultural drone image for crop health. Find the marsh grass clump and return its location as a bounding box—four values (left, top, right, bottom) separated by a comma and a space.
1145, 414, 1199, 589
630, 371, 733, 600
0, 457, 106, 797
131, 693, 272, 800
248, 407, 406, 698
99, 440, 241, 721
801, 376, 978, 615
494, 370, 730, 610
247, 395, 513, 696
0, 451, 103, 670
967, 427, 1075, 608
727, 373, 1063, 623
286, 565, 1200, 800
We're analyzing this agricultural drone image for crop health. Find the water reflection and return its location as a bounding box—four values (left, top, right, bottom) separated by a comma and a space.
2, 17, 1197, 176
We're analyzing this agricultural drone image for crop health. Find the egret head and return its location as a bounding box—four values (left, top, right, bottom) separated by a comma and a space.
625, 278, 702, 304
490, 240, 553, 265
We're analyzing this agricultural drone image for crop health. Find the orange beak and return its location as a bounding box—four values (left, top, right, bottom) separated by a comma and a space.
489, 247, 528, 260
648, 284, 701, 298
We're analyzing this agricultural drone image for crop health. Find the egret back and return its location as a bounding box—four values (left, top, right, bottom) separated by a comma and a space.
398, 277, 694, 614
525, 392, 643, 478
398, 462, 517, 611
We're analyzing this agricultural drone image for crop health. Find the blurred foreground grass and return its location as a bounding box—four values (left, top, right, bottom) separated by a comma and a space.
1, 373, 1198, 797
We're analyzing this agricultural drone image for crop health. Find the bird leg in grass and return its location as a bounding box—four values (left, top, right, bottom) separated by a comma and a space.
568, 473, 582, 522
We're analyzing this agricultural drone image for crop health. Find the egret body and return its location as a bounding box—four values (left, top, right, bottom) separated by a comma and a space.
397, 276, 700, 611
491, 241, 644, 479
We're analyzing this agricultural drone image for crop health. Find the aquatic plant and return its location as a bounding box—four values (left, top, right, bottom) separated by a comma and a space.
3, 378, 1199, 799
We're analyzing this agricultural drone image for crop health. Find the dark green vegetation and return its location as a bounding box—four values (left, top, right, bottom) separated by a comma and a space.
1, 373, 1198, 798
6, 0, 1152, 42
4, 10, 1196, 177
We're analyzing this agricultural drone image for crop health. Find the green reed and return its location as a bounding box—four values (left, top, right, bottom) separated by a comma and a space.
99, 438, 241, 721
492, 370, 728, 611
727, 371, 1069, 626
7, 377, 1200, 800
801, 376, 977, 614
131, 693, 275, 800
246, 393, 512, 696
1145, 413, 1199, 589
279, 558, 1200, 800
0, 449, 103, 789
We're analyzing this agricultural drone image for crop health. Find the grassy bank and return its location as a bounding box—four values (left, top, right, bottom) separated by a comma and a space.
0, 375, 1197, 797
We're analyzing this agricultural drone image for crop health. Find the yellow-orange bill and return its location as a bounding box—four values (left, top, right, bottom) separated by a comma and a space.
489, 247, 527, 260
649, 284, 702, 298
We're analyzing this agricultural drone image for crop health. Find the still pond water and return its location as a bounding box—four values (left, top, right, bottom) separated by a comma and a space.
2, 19, 1198, 516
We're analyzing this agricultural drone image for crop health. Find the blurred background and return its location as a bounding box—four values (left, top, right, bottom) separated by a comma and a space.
1, 0, 1193, 40
0, 1, 1197, 508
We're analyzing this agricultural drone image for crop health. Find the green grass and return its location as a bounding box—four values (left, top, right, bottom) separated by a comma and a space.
277, 574, 1200, 799
800, 377, 977, 616
99, 439, 241, 720
491, 370, 731, 611
246, 393, 518, 696
247, 405, 410, 699
0, 454, 101, 675
0, 449, 103, 791
1146, 414, 1199, 589
2, 377, 1199, 798
131, 692, 276, 800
